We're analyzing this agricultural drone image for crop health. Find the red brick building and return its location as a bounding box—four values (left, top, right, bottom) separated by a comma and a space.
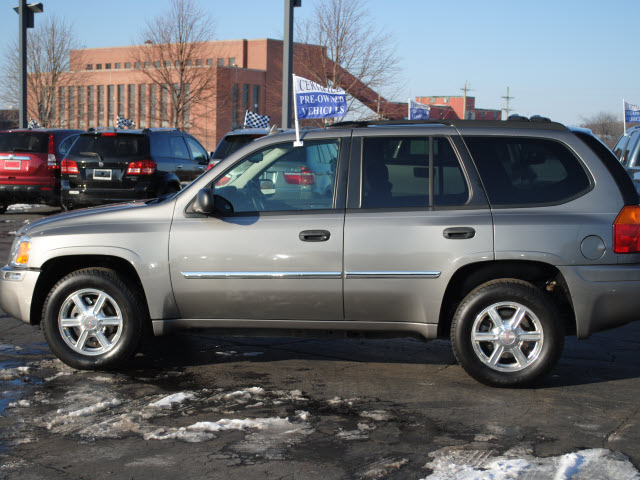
414, 95, 502, 121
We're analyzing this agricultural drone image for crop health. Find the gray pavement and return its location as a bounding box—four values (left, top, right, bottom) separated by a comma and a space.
0, 207, 639, 479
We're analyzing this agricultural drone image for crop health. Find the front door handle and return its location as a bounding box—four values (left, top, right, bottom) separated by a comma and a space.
443, 227, 475, 239
299, 230, 331, 242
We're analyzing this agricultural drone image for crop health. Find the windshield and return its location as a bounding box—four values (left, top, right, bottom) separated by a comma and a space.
213, 135, 264, 160
0, 132, 49, 153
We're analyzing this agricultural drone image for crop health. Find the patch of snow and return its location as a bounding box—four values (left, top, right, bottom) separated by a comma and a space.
148, 392, 196, 409
7, 399, 30, 408
421, 447, 640, 480
215, 351, 237, 356
361, 410, 392, 421
0, 366, 30, 380
7, 204, 36, 212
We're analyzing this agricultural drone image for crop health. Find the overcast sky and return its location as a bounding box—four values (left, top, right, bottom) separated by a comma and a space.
1, 0, 637, 126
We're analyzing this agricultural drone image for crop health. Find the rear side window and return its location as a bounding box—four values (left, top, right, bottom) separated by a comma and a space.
464, 136, 591, 207
0, 132, 49, 153
69, 134, 148, 159
361, 136, 468, 208
213, 134, 264, 160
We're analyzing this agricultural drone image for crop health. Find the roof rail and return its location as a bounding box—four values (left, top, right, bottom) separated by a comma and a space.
327, 118, 567, 130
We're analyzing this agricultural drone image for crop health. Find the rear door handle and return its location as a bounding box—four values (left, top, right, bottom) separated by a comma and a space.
299, 230, 331, 242
443, 227, 475, 239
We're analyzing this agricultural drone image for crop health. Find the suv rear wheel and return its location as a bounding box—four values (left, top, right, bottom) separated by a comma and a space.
450, 279, 564, 387
42, 268, 144, 369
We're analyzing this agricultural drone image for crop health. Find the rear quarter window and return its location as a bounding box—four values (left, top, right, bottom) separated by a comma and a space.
464, 136, 592, 207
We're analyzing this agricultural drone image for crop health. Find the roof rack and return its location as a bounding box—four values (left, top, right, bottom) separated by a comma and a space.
327, 118, 567, 131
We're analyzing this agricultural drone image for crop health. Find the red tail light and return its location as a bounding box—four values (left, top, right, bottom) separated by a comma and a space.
614, 205, 640, 253
47, 133, 58, 170
215, 174, 231, 186
284, 166, 315, 185
126, 160, 156, 175
101, 132, 117, 137
61, 159, 78, 174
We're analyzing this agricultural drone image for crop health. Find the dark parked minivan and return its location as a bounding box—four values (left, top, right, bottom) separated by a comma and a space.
0, 128, 82, 212
60, 128, 209, 209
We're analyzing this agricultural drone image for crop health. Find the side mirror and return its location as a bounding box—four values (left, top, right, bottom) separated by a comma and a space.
193, 188, 215, 215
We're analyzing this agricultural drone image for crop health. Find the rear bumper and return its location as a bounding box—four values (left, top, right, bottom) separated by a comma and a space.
560, 264, 640, 338
0, 266, 40, 324
61, 185, 157, 208
0, 183, 59, 206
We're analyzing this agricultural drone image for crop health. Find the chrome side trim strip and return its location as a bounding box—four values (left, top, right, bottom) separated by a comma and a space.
0, 155, 30, 161
182, 271, 342, 280
345, 271, 441, 279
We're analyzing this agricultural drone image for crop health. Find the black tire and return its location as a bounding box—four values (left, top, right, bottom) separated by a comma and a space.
42, 268, 144, 370
450, 279, 564, 388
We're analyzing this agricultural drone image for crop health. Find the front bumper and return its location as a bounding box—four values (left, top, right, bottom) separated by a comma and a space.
560, 264, 640, 338
0, 266, 41, 324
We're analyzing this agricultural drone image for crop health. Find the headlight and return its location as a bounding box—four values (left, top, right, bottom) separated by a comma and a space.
9, 235, 31, 268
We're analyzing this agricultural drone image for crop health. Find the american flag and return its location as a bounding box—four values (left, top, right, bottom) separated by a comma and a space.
244, 110, 270, 129
116, 115, 135, 129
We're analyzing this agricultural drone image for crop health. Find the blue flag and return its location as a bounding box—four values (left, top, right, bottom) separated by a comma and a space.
294, 76, 347, 120
625, 101, 640, 123
409, 100, 430, 120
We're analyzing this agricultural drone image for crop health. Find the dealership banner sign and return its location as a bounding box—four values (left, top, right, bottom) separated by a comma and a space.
409, 99, 431, 120
624, 101, 640, 123
292, 75, 347, 146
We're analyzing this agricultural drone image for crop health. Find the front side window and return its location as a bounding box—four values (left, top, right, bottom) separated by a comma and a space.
464, 136, 592, 206
211, 140, 340, 214
186, 137, 208, 163
361, 136, 468, 208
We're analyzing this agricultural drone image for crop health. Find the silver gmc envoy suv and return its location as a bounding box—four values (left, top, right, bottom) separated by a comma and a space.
2, 119, 640, 387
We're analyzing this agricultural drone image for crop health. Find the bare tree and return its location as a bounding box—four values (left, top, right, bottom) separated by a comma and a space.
131, 0, 221, 130
0, 16, 85, 127
580, 111, 626, 149
295, 0, 403, 121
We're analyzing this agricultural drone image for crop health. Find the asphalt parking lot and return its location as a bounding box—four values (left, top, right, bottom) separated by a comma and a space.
0, 206, 639, 480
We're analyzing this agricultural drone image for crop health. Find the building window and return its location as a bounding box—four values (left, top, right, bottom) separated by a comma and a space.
206, 58, 213, 66
139, 84, 146, 128
77, 86, 85, 129
242, 84, 249, 114
96, 64, 102, 70
125, 62, 131, 68
97, 85, 105, 127
217, 58, 224, 67
161, 84, 168, 127
86, 64, 93, 70
252, 85, 259, 112
87, 86, 94, 127
186, 60, 192, 66
128, 84, 135, 122
196, 59, 202, 66
154, 61, 160, 68
68, 87, 76, 128
183, 83, 190, 130
108, 85, 114, 126
58, 87, 66, 126
115, 63, 121, 69
229, 58, 236, 67
443, 97, 449, 103
149, 84, 157, 127
175, 61, 180, 67
232, 83, 238, 128
117, 84, 125, 117
105, 63, 111, 70
165, 60, 171, 67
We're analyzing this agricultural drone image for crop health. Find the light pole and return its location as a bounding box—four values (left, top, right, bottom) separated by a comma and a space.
13, 1, 43, 128
282, 0, 301, 130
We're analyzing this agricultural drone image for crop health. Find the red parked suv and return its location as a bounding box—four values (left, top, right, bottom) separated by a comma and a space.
0, 128, 82, 213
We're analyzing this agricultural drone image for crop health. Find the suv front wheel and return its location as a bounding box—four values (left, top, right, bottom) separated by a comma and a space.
42, 268, 144, 369
451, 279, 564, 387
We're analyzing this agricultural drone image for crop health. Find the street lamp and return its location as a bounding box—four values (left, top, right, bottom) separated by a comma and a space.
282, 0, 301, 130
13, 1, 44, 128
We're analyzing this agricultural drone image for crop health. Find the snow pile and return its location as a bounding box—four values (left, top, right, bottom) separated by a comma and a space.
0, 366, 30, 380
148, 391, 196, 409
421, 447, 640, 480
